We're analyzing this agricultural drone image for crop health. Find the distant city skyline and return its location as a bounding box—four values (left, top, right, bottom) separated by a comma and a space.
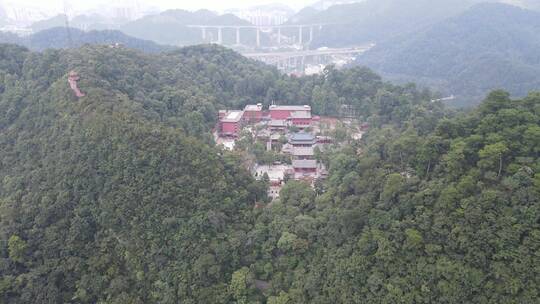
2, 0, 317, 14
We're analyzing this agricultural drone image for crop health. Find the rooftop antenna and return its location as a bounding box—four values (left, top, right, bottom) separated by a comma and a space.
63, 0, 85, 98
63, 0, 73, 48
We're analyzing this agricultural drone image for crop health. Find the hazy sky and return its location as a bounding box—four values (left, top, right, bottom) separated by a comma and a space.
6, 0, 315, 13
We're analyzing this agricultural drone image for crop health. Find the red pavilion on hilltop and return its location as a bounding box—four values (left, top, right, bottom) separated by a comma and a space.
68, 71, 85, 98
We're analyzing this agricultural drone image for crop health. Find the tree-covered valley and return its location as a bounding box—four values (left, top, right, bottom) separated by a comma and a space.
286, 0, 540, 107
358, 2, 540, 106
0, 43, 539, 303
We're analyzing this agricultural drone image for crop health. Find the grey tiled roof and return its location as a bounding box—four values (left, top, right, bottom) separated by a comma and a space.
292, 159, 317, 169
290, 132, 315, 141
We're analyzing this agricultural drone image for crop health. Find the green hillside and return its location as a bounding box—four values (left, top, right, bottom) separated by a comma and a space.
0, 27, 172, 53
27, 10, 259, 47
289, 0, 481, 47
120, 9, 257, 46
0, 44, 273, 303
0, 43, 539, 303
29, 13, 125, 32
359, 3, 540, 105
30, 14, 68, 32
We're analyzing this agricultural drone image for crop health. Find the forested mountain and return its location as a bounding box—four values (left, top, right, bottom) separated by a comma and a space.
26, 9, 257, 47
0, 43, 275, 303
30, 14, 68, 32
0, 31, 20, 45
70, 14, 119, 31
262, 90, 540, 304
504, 0, 540, 10
358, 3, 540, 105
289, 0, 482, 47
0, 42, 539, 303
0, 27, 172, 53
309, 0, 365, 10
120, 9, 255, 46
286, 7, 320, 24
29, 14, 117, 32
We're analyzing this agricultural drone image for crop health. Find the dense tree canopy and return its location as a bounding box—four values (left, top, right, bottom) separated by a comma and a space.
0, 43, 538, 303
288, 0, 482, 47
359, 3, 540, 106
0, 43, 272, 303
254, 90, 540, 303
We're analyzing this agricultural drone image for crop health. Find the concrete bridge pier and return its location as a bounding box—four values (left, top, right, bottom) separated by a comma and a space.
217, 27, 223, 44
188, 23, 330, 47
201, 27, 207, 41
